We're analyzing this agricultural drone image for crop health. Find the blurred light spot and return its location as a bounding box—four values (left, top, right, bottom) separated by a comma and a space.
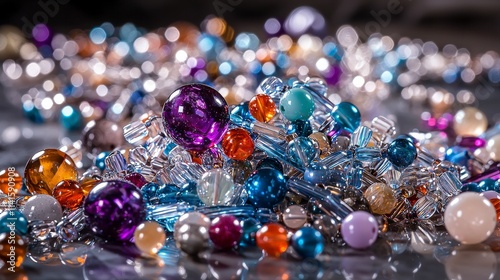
165, 27, 180, 42
133, 37, 149, 53
90, 27, 107, 44
264, 18, 281, 35
2, 127, 20, 144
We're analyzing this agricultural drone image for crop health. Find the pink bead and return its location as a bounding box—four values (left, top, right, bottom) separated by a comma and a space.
458, 136, 486, 150
209, 215, 243, 250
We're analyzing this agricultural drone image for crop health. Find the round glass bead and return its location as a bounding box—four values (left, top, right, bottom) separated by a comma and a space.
331, 102, 361, 133
453, 107, 488, 137
94, 152, 109, 171
230, 102, 255, 128
386, 138, 417, 169
82, 120, 125, 155
0, 210, 28, 235
174, 212, 211, 256
239, 218, 261, 248
197, 169, 235, 206
244, 168, 288, 209
52, 180, 85, 210
461, 182, 481, 192
312, 215, 338, 242
249, 94, 276, 123
124, 172, 148, 188
304, 162, 331, 184
363, 183, 397, 215
0, 233, 26, 269
341, 211, 378, 249
283, 205, 308, 229
0, 169, 22, 195
224, 159, 253, 185
84, 180, 145, 242
444, 192, 496, 244
486, 135, 500, 162
24, 149, 78, 195
209, 215, 243, 250
256, 223, 289, 257
79, 176, 101, 196
478, 179, 497, 192
291, 227, 325, 259
279, 88, 315, 121
221, 128, 254, 161
162, 84, 229, 152
288, 120, 313, 137
286, 136, 319, 167
134, 221, 166, 254
22, 194, 63, 222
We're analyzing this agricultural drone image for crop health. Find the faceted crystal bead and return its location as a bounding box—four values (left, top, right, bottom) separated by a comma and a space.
105, 150, 128, 173
438, 171, 461, 200
260, 76, 285, 95
129, 147, 150, 166
147, 135, 169, 158
371, 116, 396, 144
412, 195, 438, 219
363, 183, 397, 215
197, 169, 235, 206
124, 120, 148, 144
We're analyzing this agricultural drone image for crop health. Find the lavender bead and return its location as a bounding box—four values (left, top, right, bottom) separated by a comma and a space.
341, 211, 378, 249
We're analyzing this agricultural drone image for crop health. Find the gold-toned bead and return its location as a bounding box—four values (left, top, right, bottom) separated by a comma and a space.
364, 183, 397, 215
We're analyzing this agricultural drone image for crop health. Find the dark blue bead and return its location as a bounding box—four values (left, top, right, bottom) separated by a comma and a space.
330, 102, 361, 133
445, 146, 471, 167
130, 90, 145, 105
304, 162, 331, 184
478, 179, 497, 191
94, 151, 109, 171
256, 158, 283, 173
461, 182, 481, 193
387, 138, 417, 169
244, 168, 288, 209
177, 182, 203, 206
287, 120, 313, 137
0, 210, 28, 236
239, 218, 261, 248
291, 227, 325, 259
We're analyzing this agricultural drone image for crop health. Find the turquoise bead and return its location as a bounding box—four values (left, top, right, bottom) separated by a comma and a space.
291, 227, 325, 259
279, 88, 315, 121
239, 218, 261, 248
387, 138, 417, 169
95, 151, 109, 171
0, 210, 28, 236
331, 102, 361, 133
60, 105, 83, 130
461, 182, 481, 193
478, 179, 497, 191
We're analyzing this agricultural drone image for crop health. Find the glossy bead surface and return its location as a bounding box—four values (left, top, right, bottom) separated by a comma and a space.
387, 138, 417, 169
304, 162, 331, 184
79, 176, 101, 195
82, 120, 125, 155
481, 191, 500, 221
124, 172, 148, 188
162, 84, 229, 152
221, 128, 254, 161
84, 180, 145, 242
478, 179, 497, 191
197, 169, 235, 206
288, 120, 313, 137
0, 233, 26, 269
256, 223, 289, 257
444, 192, 496, 244
0, 169, 22, 195
453, 107, 488, 137
249, 94, 276, 123
22, 194, 63, 222
244, 168, 288, 209
308, 132, 330, 158
331, 102, 361, 133
312, 215, 338, 242
239, 218, 261, 247
341, 211, 378, 249
279, 88, 315, 121
486, 135, 500, 162
174, 212, 211, 256
94, 152, 109, 171
209, 215, 243, 250
24, 149, 78, 195
286, 136, 319, 167
364, 183, 397, 215
291, 227, 325, 259
134, 221, 166, 254
256, 158, 283, 173
0, 210, 28, 235
283, 205, 308, 229
52, 180, 85, 210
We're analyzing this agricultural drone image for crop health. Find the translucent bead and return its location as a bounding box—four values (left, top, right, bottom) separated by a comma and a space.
312, 215, 338, 242
438, 171, 461, 200
453, 107, 488, 137
197, 169, 235, 206
309, 132, 330, 158
221, 128, 254, 161
134, 221, 166, 254
28, 220, 58, 241
320, 150, 353, 169
282, 205, 308, 229
251, 121, 287, 141
129, 146, 150, 167
230, 102, 254, 129
0, 168, 22, 195
331, 102, 361, 133
256, 223, 289, 257
124, 120, 148, 144
355, 147, 381, 162
147, 135, 169, 158
249, 94, 276, 123
224, 159, 253, 185
170, 162, 206, 186
386, 138, 417, 169
351, 126, 373, 147
286, 136, 319, 167
22, 194, 63, 222
304, 162, 331, 184
105, 150, 128, 173
260, 76, 285, 95
412, 195, 437, 219
330, 136, 351, 152
370, 116, 396, 144
144, 115, 164, 138
363, 183, 397, 215
52, 180, 84, 210
167, 146, 192, 166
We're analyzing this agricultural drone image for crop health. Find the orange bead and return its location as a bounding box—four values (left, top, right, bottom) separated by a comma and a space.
490, 198, 500, 221
221, 128, 254, 161
0, 169, 22, 195
256, 223, 289, 257
79, 176, 102, 196
249, 94, 276, 123
0, 233, 26, 270
52, 180, 85, 210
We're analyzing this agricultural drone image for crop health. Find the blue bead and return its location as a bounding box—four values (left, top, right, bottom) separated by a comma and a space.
239, 218, 261, 248
244, 168, 288, 209
287, 120, 313, 137
256, 158, 283, 173
478, 179, 497, 191
279, 88, 315, 121
304, 162, 331, 184
230, 102, 254, 129
130, 90, 145, 105
23, 102, 44, 123
286, 136, 319, 167
0, 210, 28, 236
387, 138, 417, 169
177, 182, 203, 206
60, 105, 83, 130
461, 182, 481, 193
157, 184, 179, 205
351, 126, 372, 147
291, 227, 325, 259
330, 102, 361, 133
94, 151, 109, 171
444, 146, 471, 167
141, 182, 160, 204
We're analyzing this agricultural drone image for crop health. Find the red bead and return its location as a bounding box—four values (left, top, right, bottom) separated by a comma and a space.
221, 128, 254, 161
124, 172, 148, 188
208, 215, 243, 250
52, 180, 85, 210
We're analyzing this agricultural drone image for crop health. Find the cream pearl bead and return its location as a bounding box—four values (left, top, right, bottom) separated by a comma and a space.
453, 107, 488, 137
486, 135, 500, 162
134, 221, 166, 254
444, 192, 496, 245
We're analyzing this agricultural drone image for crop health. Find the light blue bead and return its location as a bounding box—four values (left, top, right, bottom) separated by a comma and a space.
0, 210, 28, 236
478, 179, 497, 191
291, 227, 325, 259
230, 102, 254, 129
95, 151, 109, 171
286, 136, 319, 167
330, 102, 361, 133
177, 182, 203, 206
141, 182, 160, 204
244, 168, 287, 209
444, 146, 470, 167
351, 126, 372, 147
387, 138, 417, 169
158, 184, 180, 205
239, 218, 261, 248
279, 88, 315, 121
60, 105, 83, 130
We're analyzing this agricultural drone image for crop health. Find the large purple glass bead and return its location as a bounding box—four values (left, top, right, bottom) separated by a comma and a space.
84, 180, 145, 242
162, 84, 229, 152
341, 211, 378, 249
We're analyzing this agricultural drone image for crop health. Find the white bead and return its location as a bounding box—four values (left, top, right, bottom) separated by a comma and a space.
453, 107, 488, 137
486, 135, 500, 162
444, 192, 496, 244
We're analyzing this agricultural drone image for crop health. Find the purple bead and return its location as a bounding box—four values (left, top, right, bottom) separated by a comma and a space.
458, 136, 486, 150
84, 180, 145, 242
467, 163, 500, 183
340, 211, 378, 249
480, 190, 500, 200
124, 172, 148, 188
324, 64, 342, 86
162, 84, 229, 152
208, 215, 243, 250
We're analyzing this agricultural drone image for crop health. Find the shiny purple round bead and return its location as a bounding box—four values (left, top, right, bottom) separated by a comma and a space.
208, 215, 243, 250
458, 136, 486, 150
84, 180, 145, 242
341, 211, 378, 249
162, 84, 229, 152
124, 172, 148, 188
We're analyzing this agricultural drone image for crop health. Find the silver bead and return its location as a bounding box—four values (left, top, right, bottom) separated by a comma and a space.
174, 224, 209, 256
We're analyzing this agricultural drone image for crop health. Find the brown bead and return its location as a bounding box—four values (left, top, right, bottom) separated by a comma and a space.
52, 180, 85, 210
489, 198, 500, 222
0, 233, 27, 270
24, 149, 78, 195
364, 183, 397, 215
249, 94, 276, 123
0, 169, 22, 195
221, 128, 254, 161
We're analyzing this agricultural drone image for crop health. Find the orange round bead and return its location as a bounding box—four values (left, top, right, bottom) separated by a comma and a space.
256, 223, 289, 257
221, 128, 254, 161
0, 169, 22, 195
52, 180, 85, 210
489, 198, 500, 221
249, 94, 276, 123
0, 233, 26, 270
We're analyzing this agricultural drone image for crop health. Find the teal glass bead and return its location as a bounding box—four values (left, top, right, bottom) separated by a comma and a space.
141, 182, 160, 204
94, 151, 109, 171
291, 227, 325, 259
177, 182, 203, 206
60, 105, 83, 130
157, 184, 179, 205
244, 168, 288, 209
0, 210, 28, 236
461, 182, 481, 193
330, 102, 361, 133
387, 138, 417, 169
478, 179, 497, 191
239, 218, 261, 248
230, 102, 254, 129
279, 88, 315, 121
287, 120, 313, 137
286, 136, 319, 167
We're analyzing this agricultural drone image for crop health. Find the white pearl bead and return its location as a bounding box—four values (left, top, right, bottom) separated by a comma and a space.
486, 135, 500, 162
453, 107, 488, 137
444, 192, 496, 244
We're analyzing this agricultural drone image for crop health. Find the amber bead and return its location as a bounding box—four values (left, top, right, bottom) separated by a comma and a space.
221, 128, 255, 161
256, 223, 289, 257
0, 233, 27, 270
489, 198, 500, 222
249, 94, 276, 123
0, 169, 22, 195
308, 132, 330, 158
364, 183, 397, 215
79, 176, 101, 196
52, 180, 85, 210
24, 149, 78, 195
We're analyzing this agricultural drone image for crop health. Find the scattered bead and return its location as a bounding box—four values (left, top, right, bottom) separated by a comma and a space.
134, 221, 166, 254
208, 215, 243, 250
256, 223, 289, 257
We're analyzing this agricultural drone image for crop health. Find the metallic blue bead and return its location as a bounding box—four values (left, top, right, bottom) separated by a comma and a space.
60, 105, 83, 130
444, 146, 471, 167
239, 218, 261, 248
304, 162, 331, 184
256, 158, 283, 173
387, 138, 417, 169
330, 102, 361, 133
286, 136, 319, 167
244, 168, 288, 209
157, 184, 179, 205
141, 182, 160, 204
230, 102, 254, 129
478, 179, 497, 191
461, 182, 481, 193
0, 210, 28, 236
287, 120, 313, 137
291, 227, 325, 259
95, 151, 109, 171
